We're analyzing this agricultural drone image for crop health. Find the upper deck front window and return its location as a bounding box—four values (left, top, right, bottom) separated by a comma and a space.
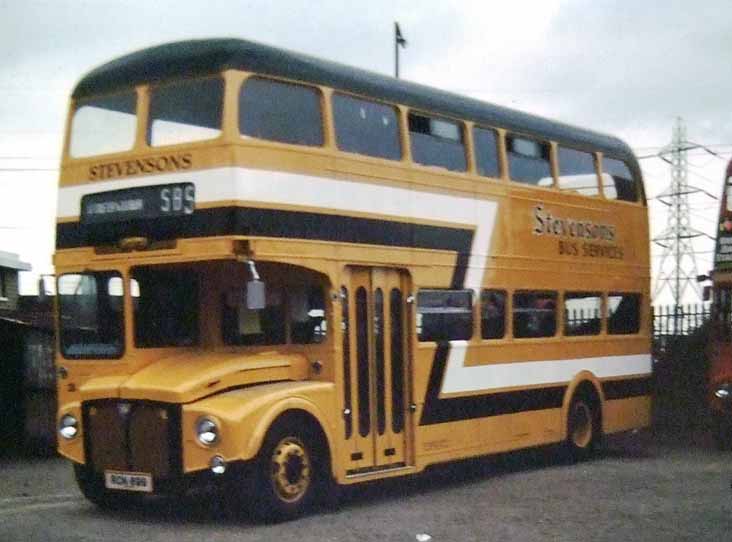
69, 92, 137, 158
239, 77, 324, 146
148, 77, 224, 147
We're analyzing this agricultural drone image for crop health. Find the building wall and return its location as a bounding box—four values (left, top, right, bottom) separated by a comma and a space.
0, 320, 25, 455
0, 269, 20, 311
23, 328, 57, 451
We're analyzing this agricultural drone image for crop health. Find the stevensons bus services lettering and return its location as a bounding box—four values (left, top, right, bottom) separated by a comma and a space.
88, 152, 192, 181
533, 204, 623, 259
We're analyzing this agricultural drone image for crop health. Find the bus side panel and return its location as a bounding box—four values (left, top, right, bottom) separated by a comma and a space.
603, 396, 652, 434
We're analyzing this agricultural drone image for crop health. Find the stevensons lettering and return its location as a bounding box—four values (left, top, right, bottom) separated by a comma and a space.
89, 152, 192, 181
532, 204, 623, 260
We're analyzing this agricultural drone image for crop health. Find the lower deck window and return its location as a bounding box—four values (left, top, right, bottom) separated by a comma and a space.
607, 293, 641, 334
481, 289, 506, 339
564, 292, 601, 336
417, 289, 472, 341
513, 291, 557, 338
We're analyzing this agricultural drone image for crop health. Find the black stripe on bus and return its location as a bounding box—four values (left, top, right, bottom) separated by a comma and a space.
602, 377, 652, 400
56, 206, 474, 255
418, 343, 567, 425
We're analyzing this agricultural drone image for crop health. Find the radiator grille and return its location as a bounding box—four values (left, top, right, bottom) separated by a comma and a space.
84, 400, 181, 478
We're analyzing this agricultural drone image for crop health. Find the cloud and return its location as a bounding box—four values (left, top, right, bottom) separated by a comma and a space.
1, 0, 731, 297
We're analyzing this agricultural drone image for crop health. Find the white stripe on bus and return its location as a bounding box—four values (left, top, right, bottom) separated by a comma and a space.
441, 348, 651, 395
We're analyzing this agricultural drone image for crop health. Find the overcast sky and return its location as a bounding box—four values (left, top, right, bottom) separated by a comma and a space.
2, 0, 731, 301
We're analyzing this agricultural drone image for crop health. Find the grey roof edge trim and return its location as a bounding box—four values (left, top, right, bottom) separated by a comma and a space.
72, 38, 640, 170
0, 251, 32, 271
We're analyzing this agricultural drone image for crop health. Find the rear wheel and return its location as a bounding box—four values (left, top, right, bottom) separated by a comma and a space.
564, 394, 599, 461
249, 418, 333, 522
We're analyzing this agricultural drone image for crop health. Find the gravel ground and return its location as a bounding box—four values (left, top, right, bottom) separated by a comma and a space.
1, 430, 730, 542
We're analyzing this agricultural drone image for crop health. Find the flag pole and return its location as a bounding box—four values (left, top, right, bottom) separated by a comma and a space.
394, 22, 407, 79
394, 22, 400, 78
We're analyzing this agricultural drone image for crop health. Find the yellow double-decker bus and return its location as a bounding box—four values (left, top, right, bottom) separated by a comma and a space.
55, 38, 651, 520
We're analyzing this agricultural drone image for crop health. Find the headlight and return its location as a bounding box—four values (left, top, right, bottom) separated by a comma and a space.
59, 414, 78, 440
715, 383, 732, 400
196, 417, 220, 446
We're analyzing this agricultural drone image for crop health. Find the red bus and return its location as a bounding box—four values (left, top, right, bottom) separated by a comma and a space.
707, 158, 732, 449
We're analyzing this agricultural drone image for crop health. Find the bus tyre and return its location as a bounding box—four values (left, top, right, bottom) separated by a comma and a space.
73, 463, 141, 510
250, 419, 331, 522
564, 395, 599, 462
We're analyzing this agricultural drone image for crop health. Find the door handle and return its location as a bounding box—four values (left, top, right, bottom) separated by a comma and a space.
409, 403, 417, 413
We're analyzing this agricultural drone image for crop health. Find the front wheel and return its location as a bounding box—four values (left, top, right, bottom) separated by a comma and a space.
248, 419, 332, 522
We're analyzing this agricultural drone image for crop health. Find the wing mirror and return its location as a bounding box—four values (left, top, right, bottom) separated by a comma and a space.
245, 260, 266, 310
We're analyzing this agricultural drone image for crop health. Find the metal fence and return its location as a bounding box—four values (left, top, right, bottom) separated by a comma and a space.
652, 303, 711, 338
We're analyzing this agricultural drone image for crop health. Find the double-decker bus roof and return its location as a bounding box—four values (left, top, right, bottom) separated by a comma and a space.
73, 38, 638, 166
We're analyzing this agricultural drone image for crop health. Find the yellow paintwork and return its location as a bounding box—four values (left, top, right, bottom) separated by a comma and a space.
55, 66, 651, 487
70, 351, 308, 404
181, 381, 337, 474
604, 396, 652, 433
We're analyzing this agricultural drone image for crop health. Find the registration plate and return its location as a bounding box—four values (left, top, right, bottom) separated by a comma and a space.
104, 471, 153, 493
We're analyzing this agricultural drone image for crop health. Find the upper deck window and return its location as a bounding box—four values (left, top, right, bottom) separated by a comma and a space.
239, 77, 323, 147
332, 93, 401, 160
473, 127, 500, 178
408, 113, 467, 172
602, 157, 638, 202
507, 135, 552, 185
148, 77, 223, 147
557, 147, 600, 196
69, 92, 137, 158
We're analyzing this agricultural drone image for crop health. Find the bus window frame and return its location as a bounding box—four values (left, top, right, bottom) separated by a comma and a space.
555, 145, 601, 197
599, 154, 640, 204
67, 88, 141, 159
472, 124, 502, 179
237, 74, 327, 149
407, 109, 469, 173
331, 90, 403, 162
146, 75, 226, 149
505, 132, 555, 187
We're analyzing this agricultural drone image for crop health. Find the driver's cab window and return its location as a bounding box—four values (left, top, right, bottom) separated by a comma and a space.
223, 281, 326, 346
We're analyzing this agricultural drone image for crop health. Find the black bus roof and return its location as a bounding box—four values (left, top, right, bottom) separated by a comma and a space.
73, 38, 638, 166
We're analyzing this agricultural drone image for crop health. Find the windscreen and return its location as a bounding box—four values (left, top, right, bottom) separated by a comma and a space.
58, 272, 125, 358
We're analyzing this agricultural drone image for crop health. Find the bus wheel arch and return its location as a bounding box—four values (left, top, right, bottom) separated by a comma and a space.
561, 375, 604, 460
246, 408, 336, 521
244, 400, 337, 477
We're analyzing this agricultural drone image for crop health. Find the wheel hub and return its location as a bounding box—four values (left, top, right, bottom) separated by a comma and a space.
270, 437, 311, 503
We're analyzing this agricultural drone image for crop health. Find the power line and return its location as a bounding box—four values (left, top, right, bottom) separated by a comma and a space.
0, 167, 58, 172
